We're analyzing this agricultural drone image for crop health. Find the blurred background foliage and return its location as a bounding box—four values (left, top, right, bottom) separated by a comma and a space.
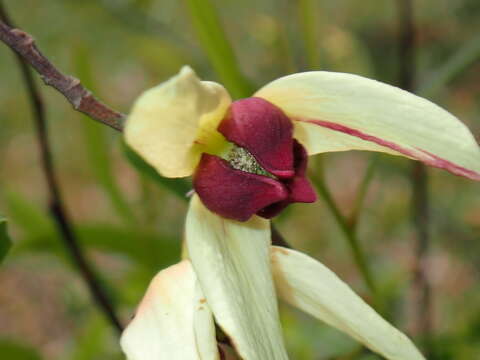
0, 0, 479, 359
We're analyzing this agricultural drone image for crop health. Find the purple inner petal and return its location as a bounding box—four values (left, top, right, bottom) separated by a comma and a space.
194, 99, 317, 221
193, 154, 289, 222
257, 140, 317, 219
218, 97, 294, 178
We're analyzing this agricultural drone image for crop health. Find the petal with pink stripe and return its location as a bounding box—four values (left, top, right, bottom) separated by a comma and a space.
255, 71, 480, 181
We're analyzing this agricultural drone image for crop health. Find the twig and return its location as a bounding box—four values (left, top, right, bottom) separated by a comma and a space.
0, 19, 125, 131
397, 0, 433, 354
0, 3, 123, 334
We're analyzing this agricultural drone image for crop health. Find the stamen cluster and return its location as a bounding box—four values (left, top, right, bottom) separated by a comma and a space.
227, 145, 276, 179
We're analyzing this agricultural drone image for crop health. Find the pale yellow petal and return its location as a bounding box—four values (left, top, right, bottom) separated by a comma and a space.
256, 71, 480, 180
120, 261, 219, 360
271, 246, 425, 360
186, 196, 289, 360
125, 66, 232, 178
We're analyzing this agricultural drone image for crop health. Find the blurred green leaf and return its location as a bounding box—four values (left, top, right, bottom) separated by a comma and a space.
419, 34, 480, 98
71, 315, 123, 360
4, 190, 55, 237
16, 224, 179, 272
73, 45, 137, 226
298, 0, 320, 69
77, 224, 180, 270
4, 189, 64, 258
122, 141, 190, 201
184, 0, 253, 98
0, 217, 12, 264
72, 318, 107, 360
0, 340, 43, 360
133, 0, 155, 10
6, 190, 180, 270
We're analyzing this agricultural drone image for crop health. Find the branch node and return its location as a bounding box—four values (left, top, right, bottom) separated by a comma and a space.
41, 75, 52, 86
0, 19, 125, 131
10, 28, 34, 46
66, 76, 81, 91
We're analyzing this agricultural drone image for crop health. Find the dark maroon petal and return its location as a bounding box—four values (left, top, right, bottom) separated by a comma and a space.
288, 140, 317, 203
218, 97, 294, 178
193, 154, 288, 221
292, 139, 308, 177
256, 141, 316, 219
256, 201, 290, 219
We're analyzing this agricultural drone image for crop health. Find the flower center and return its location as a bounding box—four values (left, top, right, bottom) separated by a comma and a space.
226, 145, 276, 179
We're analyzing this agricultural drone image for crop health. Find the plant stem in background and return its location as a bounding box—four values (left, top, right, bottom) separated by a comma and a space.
310, 172, 376, 295
271, 224, 292, 249
298, 0, 320, 70
397, 0, 433, 355
295, 0, 377, 298
0, 2, 123, 334
0, 217, 12, 264
349, 155, 378, 231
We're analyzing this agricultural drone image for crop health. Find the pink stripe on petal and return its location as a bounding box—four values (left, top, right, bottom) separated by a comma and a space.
298, 118, 480, 181
415, 148, 480, 181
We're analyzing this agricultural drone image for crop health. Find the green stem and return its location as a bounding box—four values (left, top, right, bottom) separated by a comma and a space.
311, 170, 376, 294
350, 155, 378, 230
298, 0, 320, 69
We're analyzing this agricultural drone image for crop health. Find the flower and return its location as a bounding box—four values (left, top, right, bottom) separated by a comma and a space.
194, 97, 316, 221
121, 67, 480, 360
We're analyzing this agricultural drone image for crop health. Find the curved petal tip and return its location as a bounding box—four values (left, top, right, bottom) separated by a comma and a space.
256, 71, 480, 181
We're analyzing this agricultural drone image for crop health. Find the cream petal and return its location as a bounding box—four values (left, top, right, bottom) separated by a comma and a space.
194, 281, 220, 359
120, 261, 219, 360
271, 246, 425, 360
125, 66, 232, 178
255, 71, 480, 181
186, 195, 289, 360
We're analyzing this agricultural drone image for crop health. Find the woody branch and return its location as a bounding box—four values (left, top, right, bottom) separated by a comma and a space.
0, 20, 125, 131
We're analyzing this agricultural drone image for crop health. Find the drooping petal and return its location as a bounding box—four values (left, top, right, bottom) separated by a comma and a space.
218, 97, 294, 178
193, 154, 288, 221
120, 261, 219, 360
125, 66, 232, 178
271, 247, 425, 360
255, 71, 480, 181
287, 140, 317, 202
186, 196, 289, 360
